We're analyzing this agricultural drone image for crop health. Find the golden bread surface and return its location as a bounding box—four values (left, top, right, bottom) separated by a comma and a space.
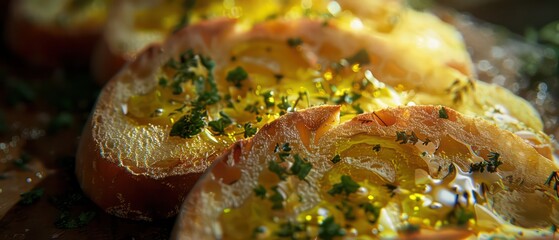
173, 105, 559, 239
77, 0, 553, 220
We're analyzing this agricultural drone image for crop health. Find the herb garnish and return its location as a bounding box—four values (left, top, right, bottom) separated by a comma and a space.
331, 154, 341, 164
384, 183, 398, 198
373, 144, 381, 152
438, 106, 449, 119
290, 154, 312, 180
261, 91, 275, 108
336, 200, 355, 220
318, 216, 345, 240
346, 49, 370, 66
19, 188, 44, 205
269, 186, 284, 209
359, 202, 381, 223
287, 38, 303, 47
207, 111, 232, 135
446, 194, 474, 226
54, 211, 96, 229
277, 96, 291, 115
276, 221, 307, 238
469, 152, 503, 173
254, 185, 267, 199
166, 50, 221, 138
328, 175, 360, 196
268, 160, 288, 180
395, 131, 419, 145
226, 66, 248, 88
169, 107, 206, 138
244, 102, 260, 114
243, 123, 257, 138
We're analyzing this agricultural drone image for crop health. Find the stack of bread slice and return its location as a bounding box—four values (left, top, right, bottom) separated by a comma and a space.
75, 0, 558, 238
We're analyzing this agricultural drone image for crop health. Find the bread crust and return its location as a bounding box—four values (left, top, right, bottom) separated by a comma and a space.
77, 14, 553, 221
4, 0, 106, 67
172, 105, 559, 239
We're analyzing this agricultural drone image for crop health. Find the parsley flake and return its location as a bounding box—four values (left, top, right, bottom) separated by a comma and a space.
276, 221, 307, 238
395, 131, 419, 145
268, 160, 288, 180
287, 37, 303, 47
20, 188, 44, 205
373, 144, 381, 152
469, 152, 503, 173
170, 108, 206, 138
318, 216, 345, 240
254, 185, 267, 199
331, 154, 341, 164
208, 111, 232, 135
328, 175, 360, 196
346, 49, 370, 66
290, 154, 312, 180
243, 123, 257, 138
226, 66, 248, 88
439, 106, 449, 119
54, 211, 96, 229
269, 186, 284, 210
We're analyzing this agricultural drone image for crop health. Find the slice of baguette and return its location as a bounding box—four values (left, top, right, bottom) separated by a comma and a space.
77, 8, 552, 220
172, 105, 559, 239
4, 0, 108, 67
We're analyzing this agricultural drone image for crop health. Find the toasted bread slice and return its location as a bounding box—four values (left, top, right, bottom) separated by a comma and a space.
77, 6, 551, 220
5, 0, 108, 67
172, 105, 559, 239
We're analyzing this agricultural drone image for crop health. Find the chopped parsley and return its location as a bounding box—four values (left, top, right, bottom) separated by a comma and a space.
243, 123, 257, 138
226, 66, 248, 88
290, 154, 312, 180
469, 152, 503, 173
333, 91, 361, 105
19, 188, 44, 205
331, 154, 341, 164
169, 107, 206, 138
276, 221, 307, 238
244, 102, 260, 114
275, 142, 292, 153
352, 104, 364, 114
268, 160, 288, 181
346, 49, 370, 66
54, 211, 96, 229
395, 131, 419, 145
158, 77, 168, 87
207, 111, 232, 135
446, 194, 474, 226
384, 183, 398, 198
269, 186, 284, 210
261, 91, 275, 108
328, 175, 360, 196
165, 50, 222, 138
277, 96, 291, 115
287, 37, 303, 47
337, 200, 356, 220
165, 49, 219, 102
359, 202, 381, 223
254, 185, 267, 199
438, 106, 449, 119
318, 216, 345, 240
